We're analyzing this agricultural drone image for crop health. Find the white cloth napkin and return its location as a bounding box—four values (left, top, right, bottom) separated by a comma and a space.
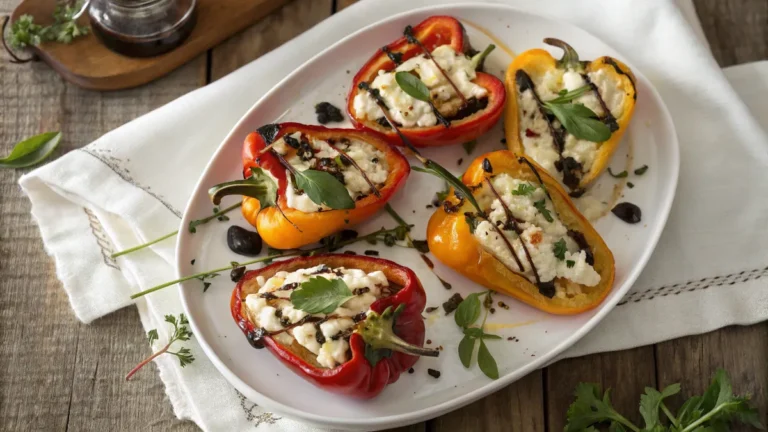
18, 0, 768, 430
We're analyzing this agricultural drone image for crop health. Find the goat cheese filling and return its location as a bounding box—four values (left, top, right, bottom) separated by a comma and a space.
353, 45, 487, 128
271, 132, 389, 213
244, 264, 389, 368
472, 174, 601, 297
518, 67, 625, 175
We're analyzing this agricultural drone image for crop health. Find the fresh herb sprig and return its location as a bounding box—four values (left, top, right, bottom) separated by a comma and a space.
130, 224, 419, 299
542, 85, 612, 142
3, 2, 89, 63
125, 314, 195, 380
1, 131, 61, 169
291, 277, 354, 314
565, 369, 764, 432
110, 201, 242, 258
455, 291, 500, 379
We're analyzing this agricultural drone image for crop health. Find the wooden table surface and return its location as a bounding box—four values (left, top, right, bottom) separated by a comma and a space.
1, 1, 767, 431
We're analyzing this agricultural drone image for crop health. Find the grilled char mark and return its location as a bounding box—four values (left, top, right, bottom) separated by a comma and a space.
603, 58, 636, 100
515, 70, 566, 154
582, 73, 619, 132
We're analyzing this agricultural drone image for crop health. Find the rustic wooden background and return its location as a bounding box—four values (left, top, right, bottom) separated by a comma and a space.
1, 0, 767, 431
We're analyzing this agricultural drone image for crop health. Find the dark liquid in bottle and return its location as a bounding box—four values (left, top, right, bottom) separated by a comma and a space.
90, 7, 197, 58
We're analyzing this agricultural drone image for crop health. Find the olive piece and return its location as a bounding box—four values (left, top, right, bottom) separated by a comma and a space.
230, 266, 246, 282
611, 202, 642, 224
227, 225, 263, 256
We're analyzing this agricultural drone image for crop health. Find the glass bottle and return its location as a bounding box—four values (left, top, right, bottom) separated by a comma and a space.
88, 0, 197, 57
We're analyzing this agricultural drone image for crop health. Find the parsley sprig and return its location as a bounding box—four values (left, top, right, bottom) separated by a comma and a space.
126, 314, 195, 380
565, 369, 764, 431
454, 291, 501, 379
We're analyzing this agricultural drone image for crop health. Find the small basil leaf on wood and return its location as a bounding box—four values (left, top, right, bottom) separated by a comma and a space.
294, 169, 355, 210
454, 292, 481, 328
291, 277, 355, 314
458, 335, 475, 368
477, 340, 499, 379
208, 167, 278, 206
0, 132, 61, 169
395, 71, 431, 102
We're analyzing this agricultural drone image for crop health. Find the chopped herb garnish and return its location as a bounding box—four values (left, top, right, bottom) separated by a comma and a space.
511, 183, 537, 196
627, 182, 635, 189
607, 168, 628, 178
462, 140, 478, 155
553, 239, 567, 260
634, 165, 649, 175
533, 199, 554, 222
566, 260, 575, 268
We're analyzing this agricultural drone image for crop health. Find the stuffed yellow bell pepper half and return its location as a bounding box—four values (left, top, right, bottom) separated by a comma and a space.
426, 151, 615, 314
504, 38, 636, 195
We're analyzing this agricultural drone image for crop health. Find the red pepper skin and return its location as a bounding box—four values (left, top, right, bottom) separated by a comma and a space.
231, 254, 427, 399
241, 123, 410, 250
346, 16, 506, 147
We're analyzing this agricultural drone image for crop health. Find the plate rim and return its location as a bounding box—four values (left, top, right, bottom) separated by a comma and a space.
176, 3, 680, 429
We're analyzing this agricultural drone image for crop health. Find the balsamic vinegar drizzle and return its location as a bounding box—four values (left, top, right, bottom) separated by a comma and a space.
381, 46, 403, 65
484, 178, 542, 286
403, 25, 468, 106
326, 140, 382, 198
516, 69, 585, 191
603, 58, 637, 100
582, 74, 619, 132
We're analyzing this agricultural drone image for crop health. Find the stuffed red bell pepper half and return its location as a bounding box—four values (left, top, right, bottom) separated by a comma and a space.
231, 254, 438, 398
209, 123, 410, 250
347, 16, 505, 147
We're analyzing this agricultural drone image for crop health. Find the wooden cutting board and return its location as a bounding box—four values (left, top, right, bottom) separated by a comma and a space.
10, 0, 289, 91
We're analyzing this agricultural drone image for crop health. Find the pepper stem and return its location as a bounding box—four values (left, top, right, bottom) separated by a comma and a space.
543, 38, 583, 71
208, 179, 267, 205
358, 305, 439, 357
470, 44, 495, 71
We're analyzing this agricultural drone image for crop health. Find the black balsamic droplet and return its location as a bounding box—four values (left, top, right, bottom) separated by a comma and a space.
537, 280, 556, 298
246, 327, 268, 349
314, 102, 344, 124
611, 202, 642, 224
227, 225, 263, 256
230, 266, 246, 282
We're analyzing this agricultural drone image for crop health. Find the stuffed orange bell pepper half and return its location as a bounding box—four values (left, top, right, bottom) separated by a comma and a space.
209, 123, 409, 250
347, 16, 505, 147
504, 38, 636, 194
427, 151, 615, 314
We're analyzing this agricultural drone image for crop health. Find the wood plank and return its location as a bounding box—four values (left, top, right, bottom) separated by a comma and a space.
545, 347, 657, 431
0, 36, 206, 432
431, 371, 546, 432
336, 0, 358, 11
693, 0, 768, 67
210, 0, 334, 81
655, 324, 768, 430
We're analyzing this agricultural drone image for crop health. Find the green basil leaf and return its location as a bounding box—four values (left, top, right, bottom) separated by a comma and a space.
294, 169, 355, 210
454, 292, 481, 329
458, 335, 475, 368
545, 85, 591, 104
290, 277, 355, 314
477, 340, 499, 379
546, 103, 612, 142
463, 327, 484, 338
395, 71, 431, 102
208, 167, 278, 207
0, 132, 61, 169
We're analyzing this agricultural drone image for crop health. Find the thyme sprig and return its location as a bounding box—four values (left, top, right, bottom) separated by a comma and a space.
111, 201, 242, 258
129, 225, 417, 300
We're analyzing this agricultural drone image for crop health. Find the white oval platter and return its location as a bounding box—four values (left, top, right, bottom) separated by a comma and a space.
176, 3, 679, 430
